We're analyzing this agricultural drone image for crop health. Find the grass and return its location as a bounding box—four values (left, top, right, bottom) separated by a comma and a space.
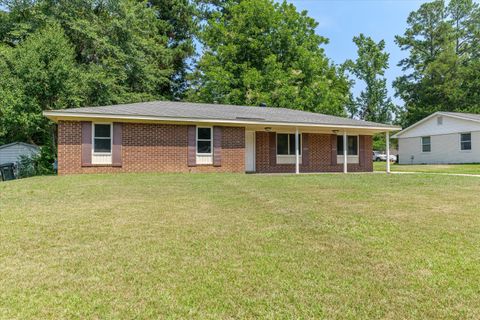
1, 173, 480, 319
374, 161, 480, 174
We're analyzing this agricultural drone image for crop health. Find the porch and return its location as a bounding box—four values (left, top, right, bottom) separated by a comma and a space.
244, 125, 392, 174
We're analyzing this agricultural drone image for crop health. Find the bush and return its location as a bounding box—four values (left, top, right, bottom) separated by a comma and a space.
18, 145, 55, 178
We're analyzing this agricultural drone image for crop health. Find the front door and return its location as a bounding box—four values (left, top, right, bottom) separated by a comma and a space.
245, 131, 255, 172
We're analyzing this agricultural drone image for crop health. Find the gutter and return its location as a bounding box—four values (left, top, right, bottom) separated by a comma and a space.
43, 110, 402, 132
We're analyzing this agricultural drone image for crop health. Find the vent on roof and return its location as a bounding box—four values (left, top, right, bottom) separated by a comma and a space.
259, 102, 267, 107
236, 117, 265, 121
437, 116, 443, 125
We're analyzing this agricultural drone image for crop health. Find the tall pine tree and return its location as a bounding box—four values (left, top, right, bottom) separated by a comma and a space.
345, 34, 397, 124
394, 0, 480, 127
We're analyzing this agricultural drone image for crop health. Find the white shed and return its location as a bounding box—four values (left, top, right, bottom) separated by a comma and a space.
393, 112, 480, 164
0, 142, 40, 165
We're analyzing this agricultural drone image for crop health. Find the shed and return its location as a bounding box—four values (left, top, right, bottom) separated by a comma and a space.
0, 142, 40, 165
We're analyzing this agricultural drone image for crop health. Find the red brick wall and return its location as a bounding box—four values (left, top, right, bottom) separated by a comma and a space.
255, 132, 373, 173
57, 121, 245, 175
57, 120, 373, 175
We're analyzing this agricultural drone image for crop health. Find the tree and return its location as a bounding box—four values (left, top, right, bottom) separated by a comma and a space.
448, 0, 479, 58
188, 0, 351, 116
345, 34, 397, 123
144, 0, 198, 95
0, 0, 198, 103
0, 24, 82, 146
0, 0, 198, 152
394, 0, 480, 127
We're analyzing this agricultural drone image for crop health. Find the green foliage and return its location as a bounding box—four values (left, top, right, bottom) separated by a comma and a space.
372, 133, 398, 152
18, 145, 55, 178
0, 23, 81, 146
394, 0, 480, 127
188, 0, 351, 116
147, 0, 198, 93
0, 0, 197, 154
345, 34, 398, 123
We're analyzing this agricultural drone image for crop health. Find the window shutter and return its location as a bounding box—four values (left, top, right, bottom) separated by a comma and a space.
187, 125, 196, 167
269, 132, 276, 166
302, 133, 309, 166
112, 123, 123, 166
81, 121, 92, 166
213, 126, 222, 167
359, 135, 365, 167
330, 134, 337, 165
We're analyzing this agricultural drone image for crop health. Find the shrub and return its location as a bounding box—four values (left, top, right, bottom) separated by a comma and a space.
18, 145, 55, 178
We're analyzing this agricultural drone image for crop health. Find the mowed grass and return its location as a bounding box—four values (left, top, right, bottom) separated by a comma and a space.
1, 173, 480, 319
374, 161, 480, 174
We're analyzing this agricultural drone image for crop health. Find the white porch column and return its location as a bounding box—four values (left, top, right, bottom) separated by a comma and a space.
343, 131, 348, 173
295, 127, 300, 174
386, 131, 391, 174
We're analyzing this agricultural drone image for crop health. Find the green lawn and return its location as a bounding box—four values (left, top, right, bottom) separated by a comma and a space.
374, 161, 480, 174
1, 173, 480, 319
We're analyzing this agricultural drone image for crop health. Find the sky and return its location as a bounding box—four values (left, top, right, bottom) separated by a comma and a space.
286, 0, 430, 106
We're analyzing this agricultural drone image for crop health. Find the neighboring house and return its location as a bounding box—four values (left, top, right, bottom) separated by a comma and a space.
43, 101, 399, 175
393, 111, 480, 164
0, 142, 40, 165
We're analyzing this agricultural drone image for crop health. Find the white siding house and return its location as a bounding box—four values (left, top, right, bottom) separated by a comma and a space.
393, 112, 480, 164
0, 142, 40, 165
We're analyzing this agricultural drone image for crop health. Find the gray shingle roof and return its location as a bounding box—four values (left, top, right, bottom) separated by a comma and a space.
0, 142, 40, 151
46, 100, 399, 129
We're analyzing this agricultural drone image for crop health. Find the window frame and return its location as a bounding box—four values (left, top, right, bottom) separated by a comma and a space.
336, 135, 359, 156
92, 122, 113, 155
421, 136, 431, 153
460, 132, 472, 151
276, 133, 302, 156
196, 126, 213, 155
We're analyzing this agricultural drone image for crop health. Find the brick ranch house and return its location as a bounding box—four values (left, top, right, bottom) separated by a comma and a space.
43, 101, 400, 175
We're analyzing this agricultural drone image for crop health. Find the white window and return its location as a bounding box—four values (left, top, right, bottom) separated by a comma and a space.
421, 136, 431, 152
337, 135, 358, 155
336, 135, 359, 164
461, 133, 472, 151
196, 127, 213, 164
197, 127, 212, 154
276, 133, 301, 155
92, 123, 112, 164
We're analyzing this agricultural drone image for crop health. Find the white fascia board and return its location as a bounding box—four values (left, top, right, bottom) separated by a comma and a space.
43, 111, 401, 132
392, 111, 480, 138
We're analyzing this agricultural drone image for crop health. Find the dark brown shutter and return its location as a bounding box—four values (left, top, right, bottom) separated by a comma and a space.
359, 135, 365, 167
213, 126, 222, 167
269, 132, 276, 166
112, 123, 123, 166
81, 121, 92, 166
187, 125, 196, 167
302, 133, 309, 166
330, 134, 337, 165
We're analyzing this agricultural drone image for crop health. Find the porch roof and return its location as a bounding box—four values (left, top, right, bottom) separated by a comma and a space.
44, 100, 400, 132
